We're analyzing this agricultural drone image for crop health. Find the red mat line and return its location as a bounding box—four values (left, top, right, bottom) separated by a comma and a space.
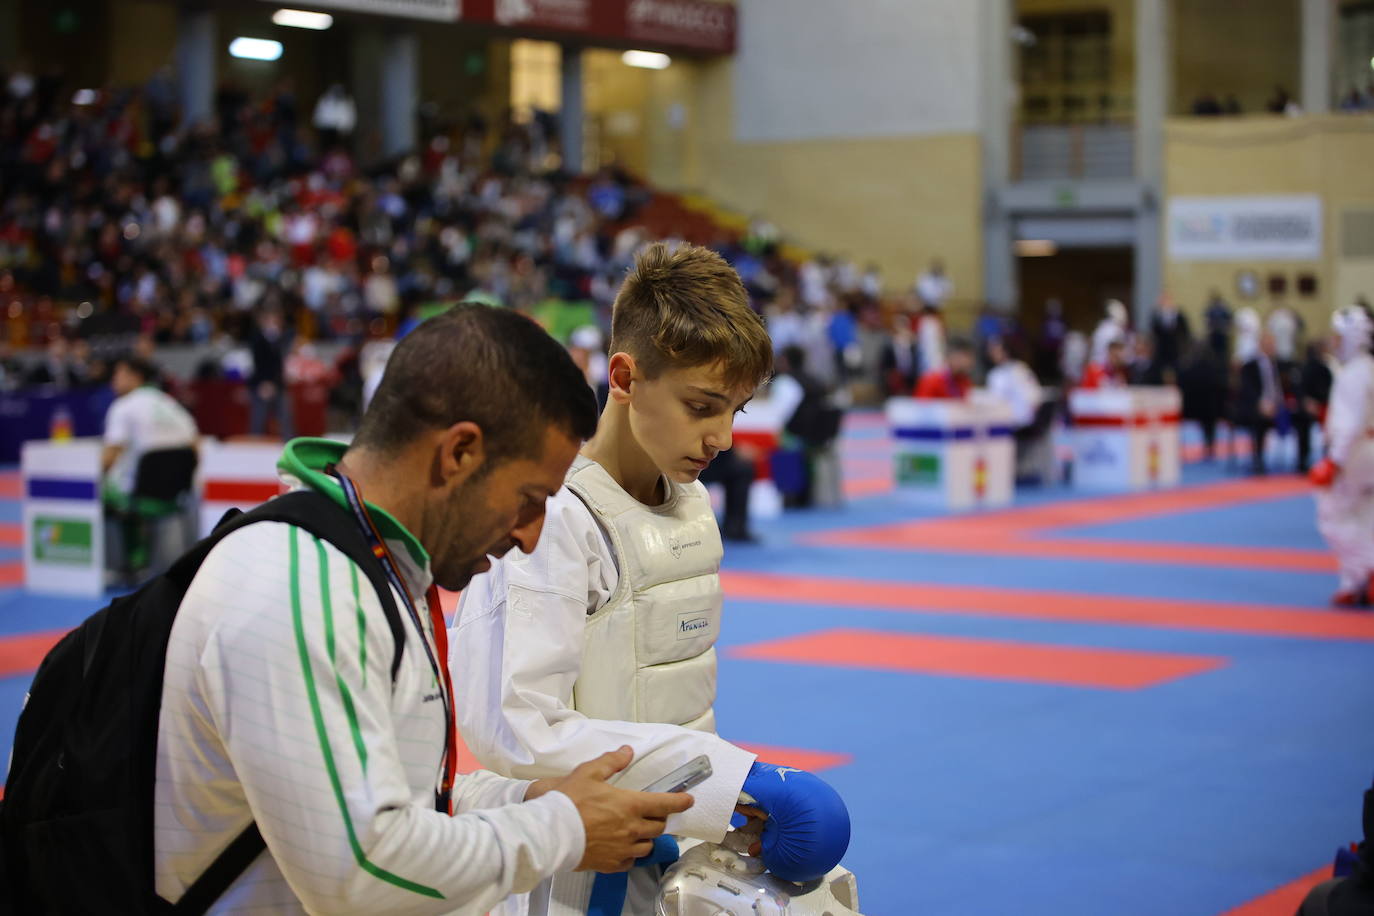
721, 571, 1374, 642
734, 743, 853, 772
730, 628, 1225, 689
0, 563, 21, 587
1219, 864, 1332, 916
0, 471, 18, 501
0, 523, 19, 547
809, 476, 1329, 571
0, 629, 70, 678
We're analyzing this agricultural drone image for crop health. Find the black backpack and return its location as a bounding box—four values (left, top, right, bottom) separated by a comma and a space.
0, 490, 406, 915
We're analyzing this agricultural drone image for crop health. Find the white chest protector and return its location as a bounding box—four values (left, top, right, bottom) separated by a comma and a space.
563, 456, 723, 732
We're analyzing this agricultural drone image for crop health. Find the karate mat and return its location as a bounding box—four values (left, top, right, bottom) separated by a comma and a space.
0, 412, 1369, 915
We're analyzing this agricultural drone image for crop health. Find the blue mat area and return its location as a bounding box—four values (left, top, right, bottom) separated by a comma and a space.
0, 439, 1368, 915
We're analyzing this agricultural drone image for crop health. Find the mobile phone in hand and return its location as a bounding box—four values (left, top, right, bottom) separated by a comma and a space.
642, 754, 713, 794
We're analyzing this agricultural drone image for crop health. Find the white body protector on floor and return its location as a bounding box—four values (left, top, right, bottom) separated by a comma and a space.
563, 455, 724, 731
656, 843, 863, 916
1316, 307, 1374, 594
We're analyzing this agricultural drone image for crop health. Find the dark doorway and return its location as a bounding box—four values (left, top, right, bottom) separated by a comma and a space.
1017, 245, 1133, 334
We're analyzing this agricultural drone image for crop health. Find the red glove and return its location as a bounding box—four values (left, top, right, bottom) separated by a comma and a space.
1310, 457, 1340, 488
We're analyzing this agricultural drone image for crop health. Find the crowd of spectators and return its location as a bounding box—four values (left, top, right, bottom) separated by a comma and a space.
0, 66, 1355, 487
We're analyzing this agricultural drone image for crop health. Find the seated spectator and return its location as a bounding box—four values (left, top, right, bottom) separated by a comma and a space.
1080, 339, 1130, 389
101, 356, 198, 510
985, 337, 1042, 432
914, 337, 975, 399
1237, 332, 1311, 474
102, 355, 199, 578
879, 315, 920, 397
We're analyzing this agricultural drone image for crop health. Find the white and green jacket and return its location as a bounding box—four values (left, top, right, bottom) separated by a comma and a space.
154, 438, 585, 915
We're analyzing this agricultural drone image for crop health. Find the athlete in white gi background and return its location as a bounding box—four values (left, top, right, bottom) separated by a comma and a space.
1310, 305, 1374, 607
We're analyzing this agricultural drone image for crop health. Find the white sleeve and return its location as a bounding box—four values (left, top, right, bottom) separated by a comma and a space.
1327, 359, 1374, 466
104, 396, 134, 447
184, 524, 584, 915
451, 492, 755, 844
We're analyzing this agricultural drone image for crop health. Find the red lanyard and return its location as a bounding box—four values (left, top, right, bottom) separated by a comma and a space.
331, 467, 457, 814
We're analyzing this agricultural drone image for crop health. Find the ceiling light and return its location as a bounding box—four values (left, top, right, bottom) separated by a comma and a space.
1014, 239, 1057, 257
229, 37, 283, 61
622, 50, 671, 70
71, 89, 98, 106
272, 9, 333, 30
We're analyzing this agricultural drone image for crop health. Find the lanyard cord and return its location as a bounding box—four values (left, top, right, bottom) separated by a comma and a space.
328, 465, 455, 813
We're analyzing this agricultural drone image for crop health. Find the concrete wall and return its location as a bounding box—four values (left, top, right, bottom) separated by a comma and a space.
1163, 114, 1374, 332
614, 0, 987, 313
733, 0, 981, 142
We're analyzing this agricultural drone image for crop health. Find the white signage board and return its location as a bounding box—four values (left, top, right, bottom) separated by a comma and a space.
1167, 195, 1322, 261
22, 439, 106, 597
885, 396, 1016, 512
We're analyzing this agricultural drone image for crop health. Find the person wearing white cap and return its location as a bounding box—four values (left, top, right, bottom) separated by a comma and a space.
1090, 299, 1130, 366
1309, 304, 1374, 607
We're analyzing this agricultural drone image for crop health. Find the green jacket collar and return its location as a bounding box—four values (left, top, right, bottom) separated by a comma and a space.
277, 438, 429, 568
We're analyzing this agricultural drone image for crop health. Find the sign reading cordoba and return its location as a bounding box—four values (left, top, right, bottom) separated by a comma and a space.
1167, 195, 1323, 261
625, 0, 735, 52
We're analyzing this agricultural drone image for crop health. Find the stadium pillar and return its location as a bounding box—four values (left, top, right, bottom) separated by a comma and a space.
1301, 0, 1334, 114
980, 0, 1015, 312
176, 6, 216, 130
380, 30, 419, 160
560, 44, 585, 174
1133, 0, 1168, 328
0, 0, 17, 68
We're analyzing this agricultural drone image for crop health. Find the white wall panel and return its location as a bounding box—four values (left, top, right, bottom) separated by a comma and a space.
734, 0, 982, 142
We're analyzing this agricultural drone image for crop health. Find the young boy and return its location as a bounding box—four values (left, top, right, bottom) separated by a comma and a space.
451, 243, 844, 915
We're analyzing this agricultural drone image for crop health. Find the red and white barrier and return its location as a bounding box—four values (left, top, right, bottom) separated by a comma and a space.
1068, 387, 1182, 491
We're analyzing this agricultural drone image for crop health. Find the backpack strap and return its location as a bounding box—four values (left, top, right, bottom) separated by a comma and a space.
166, 823, 264, 916
159, 490, 411, 913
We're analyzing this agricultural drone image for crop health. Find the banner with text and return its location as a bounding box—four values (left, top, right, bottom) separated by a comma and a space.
1167, 195, 1323, 262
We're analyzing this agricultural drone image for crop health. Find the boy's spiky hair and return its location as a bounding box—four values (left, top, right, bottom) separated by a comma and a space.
609, 242, 773, 391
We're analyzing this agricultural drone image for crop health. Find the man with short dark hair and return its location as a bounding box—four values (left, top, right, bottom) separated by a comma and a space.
154, 304, 694, 913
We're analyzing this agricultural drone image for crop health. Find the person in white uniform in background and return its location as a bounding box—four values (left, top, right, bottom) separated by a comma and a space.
1267, 303, 1303, 362
985, 337, 1042, 432
101, 355, 198, 505
452, 243, 850, 916
1309, 304, 1374, 608
1234, 306, 1262, 365
1090, 299, 1131, 368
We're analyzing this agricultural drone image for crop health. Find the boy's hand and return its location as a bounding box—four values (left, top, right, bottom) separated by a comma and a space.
547, 746, 695, 872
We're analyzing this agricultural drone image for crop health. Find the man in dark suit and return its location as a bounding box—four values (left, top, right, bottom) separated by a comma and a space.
1149, 295, 1191, 384
1238, 332, 1312, 473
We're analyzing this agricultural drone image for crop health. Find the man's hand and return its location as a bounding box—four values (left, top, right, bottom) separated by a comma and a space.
548, 746, 694, 872
523, 779, 554, 802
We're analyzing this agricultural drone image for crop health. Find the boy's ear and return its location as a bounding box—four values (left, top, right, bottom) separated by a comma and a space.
607, 352, 637, 405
